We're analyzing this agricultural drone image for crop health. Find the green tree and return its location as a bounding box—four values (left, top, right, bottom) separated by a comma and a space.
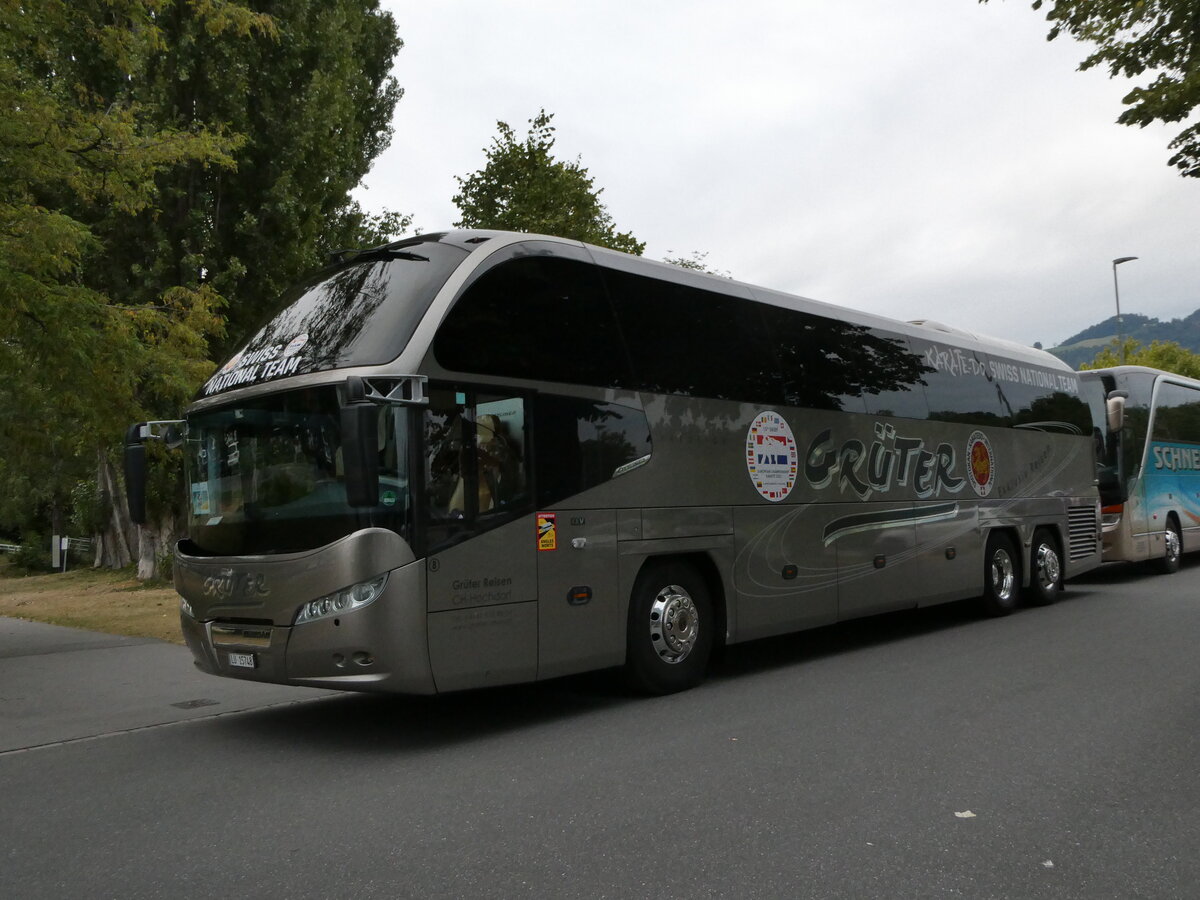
453, 110, 645, 255
1082, 339, 1200, 378
115, 1, 406, 577
2, 1, 406, 576
0, 0, 251, 565
989, 1, 1200, 176
663, 250, 731, 277
90, 0, 408, 362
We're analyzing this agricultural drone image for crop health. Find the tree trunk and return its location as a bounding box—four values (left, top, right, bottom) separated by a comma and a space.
95, 453, 134, 570
136, 512, 180, 581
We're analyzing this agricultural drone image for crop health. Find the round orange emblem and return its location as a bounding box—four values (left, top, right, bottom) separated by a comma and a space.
966, 431, 994, 497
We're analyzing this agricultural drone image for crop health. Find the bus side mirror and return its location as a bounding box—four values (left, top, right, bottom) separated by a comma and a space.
124, 423, 148, 526
1106, 391, 1128, 433
341, 378, 379, 508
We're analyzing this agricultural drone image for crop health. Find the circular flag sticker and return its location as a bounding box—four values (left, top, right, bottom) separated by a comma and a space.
282, 333, 309, 357
967, 431, 995, 497
746, 411, 798, 502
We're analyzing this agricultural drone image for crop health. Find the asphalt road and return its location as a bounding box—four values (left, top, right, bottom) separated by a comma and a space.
2, 559, 1199, 899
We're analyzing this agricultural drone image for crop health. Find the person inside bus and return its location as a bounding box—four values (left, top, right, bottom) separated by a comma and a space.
448, 414, 521, 516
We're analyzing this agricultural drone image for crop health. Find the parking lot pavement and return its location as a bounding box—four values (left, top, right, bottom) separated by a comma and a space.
0, 617, 331, 753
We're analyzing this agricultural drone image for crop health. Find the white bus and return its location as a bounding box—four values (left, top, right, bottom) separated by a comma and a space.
1081, 365, 1200, 573
126, 231, 1101, 694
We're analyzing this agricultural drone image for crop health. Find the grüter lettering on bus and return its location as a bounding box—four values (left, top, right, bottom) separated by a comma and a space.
805, 422, 966, 501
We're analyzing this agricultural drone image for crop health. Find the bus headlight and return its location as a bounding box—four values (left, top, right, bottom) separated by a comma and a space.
295, 574, 389, 625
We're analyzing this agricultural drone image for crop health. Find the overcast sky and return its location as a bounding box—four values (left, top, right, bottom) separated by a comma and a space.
355, 0, 1200, 349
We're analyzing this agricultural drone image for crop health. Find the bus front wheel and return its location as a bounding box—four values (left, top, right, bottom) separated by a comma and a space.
981, 533, 1019, 617
1156, 518, 1182, 575
1024, 529, 1063, 606
624, 560, 713, 695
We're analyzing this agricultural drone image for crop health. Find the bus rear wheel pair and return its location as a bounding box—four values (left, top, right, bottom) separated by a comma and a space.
981, 529, 1063, 616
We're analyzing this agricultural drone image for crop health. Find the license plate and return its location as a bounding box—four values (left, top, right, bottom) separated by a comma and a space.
228, 652, 256, 669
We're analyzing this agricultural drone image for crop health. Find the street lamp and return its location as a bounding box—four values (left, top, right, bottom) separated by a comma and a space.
1113, 256, 1138, 364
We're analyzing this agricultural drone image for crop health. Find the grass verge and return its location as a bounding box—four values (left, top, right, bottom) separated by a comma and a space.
0, 561, 183, 644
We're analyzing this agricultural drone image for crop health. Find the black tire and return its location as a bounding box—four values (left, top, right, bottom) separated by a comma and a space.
981, 533, 1020, 617
624, 560, 714, 695
1024, 528, 1063, 606
1156, 517, 1182, 575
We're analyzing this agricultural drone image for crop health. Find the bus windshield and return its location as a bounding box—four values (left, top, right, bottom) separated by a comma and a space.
200, 236, 468, 399
184, 385, 411, 556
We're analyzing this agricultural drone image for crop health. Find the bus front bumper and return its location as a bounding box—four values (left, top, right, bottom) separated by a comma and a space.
180, 559, 437, 695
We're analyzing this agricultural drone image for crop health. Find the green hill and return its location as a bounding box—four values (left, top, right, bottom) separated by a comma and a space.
1048, 310, 1200, 369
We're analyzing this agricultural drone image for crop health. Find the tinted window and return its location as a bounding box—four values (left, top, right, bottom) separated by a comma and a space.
910, 338, 1008, 426
423, 386, 530, 552
760, 309, 930, 415
203, 238, 467, 399
183, 386, 411, 556
1105, 371, 1155, 486
986, 357, 1090, 435
434, 252, 632, 388
1152, 382, 1200, 442
859, 331, 931, 418
603, 269, 783, 403
535, 395, 652, 507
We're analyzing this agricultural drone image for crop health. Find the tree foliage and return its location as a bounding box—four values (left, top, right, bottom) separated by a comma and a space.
89, 0, 408, 361
1082, 339, 1200, 378
663, 250, 731, 277
453, 110, 645, 255
0, 0, 251, 547
1, 0, 406, 572
992, 1, 1200, 176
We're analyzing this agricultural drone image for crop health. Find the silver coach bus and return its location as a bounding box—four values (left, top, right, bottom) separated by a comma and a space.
1081, 365, 1200, 573
125, 231, 1101, 695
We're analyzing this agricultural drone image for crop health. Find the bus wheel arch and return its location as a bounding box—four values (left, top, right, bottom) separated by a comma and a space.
1157, 514, 1182, 575
1024, 527, 1064, 606
623, 553, 724, 694
981, 529, 1021, 617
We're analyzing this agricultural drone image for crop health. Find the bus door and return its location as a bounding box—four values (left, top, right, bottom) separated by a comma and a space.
829, 500, 924, 619
534, 508, 620, 680
1126, 468, 1153, 557
530, 393, 638, 680
421, 387, 538, 692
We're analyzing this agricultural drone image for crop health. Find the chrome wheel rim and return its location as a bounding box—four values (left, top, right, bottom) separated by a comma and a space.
991, 549, 1016, 602
1035, 543, 1061, 592
1166, 527, 1181, 565
649, 584, 699, 664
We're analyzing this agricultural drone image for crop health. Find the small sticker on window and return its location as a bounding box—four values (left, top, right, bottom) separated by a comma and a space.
191, 482, 211, 516
537, 513, 557, 551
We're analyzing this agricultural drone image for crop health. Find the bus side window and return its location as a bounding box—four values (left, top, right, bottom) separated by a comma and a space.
1152, 382, 1200, 442
423, 388, 530, 549
535, 395, 652, 507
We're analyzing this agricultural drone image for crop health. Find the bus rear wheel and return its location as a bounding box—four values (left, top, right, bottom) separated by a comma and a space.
1156, 518, 1182, 575
624, 560, 713, 695
1024, 529, 1063, 606
981, 533, 1019, 617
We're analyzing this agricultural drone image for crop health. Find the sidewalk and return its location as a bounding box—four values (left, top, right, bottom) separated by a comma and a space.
0, 617, 332, 752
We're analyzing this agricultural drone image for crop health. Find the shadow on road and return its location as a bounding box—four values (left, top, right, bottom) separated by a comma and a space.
1069, 553, 1198, 585
209, 584, 1108, 754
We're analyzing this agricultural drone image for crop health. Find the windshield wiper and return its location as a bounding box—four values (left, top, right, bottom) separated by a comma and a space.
327, 247, 429, 265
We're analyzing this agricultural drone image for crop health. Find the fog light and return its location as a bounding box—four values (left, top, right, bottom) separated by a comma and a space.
295, 574, 389, 625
